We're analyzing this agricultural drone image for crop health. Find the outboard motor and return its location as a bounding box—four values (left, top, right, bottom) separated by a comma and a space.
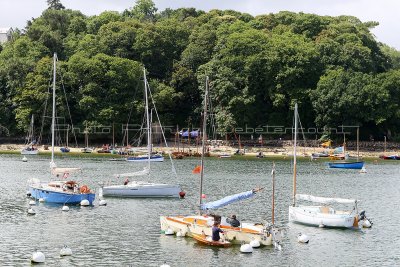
358, 210, 366, 221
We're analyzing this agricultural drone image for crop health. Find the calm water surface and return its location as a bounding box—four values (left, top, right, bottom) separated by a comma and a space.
0, 154, 399, 266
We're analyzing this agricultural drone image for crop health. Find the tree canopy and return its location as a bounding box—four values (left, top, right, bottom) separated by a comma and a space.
1, 0, 400, 143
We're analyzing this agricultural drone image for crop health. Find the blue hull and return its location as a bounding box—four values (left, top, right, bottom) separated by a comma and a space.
126, 155, 164, 162
328, 161, 364, 169
29, 187, 95, 205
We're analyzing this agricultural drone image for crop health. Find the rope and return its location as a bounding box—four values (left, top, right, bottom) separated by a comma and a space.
145, 73, 178, 180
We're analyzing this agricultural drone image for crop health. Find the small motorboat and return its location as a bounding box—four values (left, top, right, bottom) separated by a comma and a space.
380, 155, 400, 160
192, 233, 232, 247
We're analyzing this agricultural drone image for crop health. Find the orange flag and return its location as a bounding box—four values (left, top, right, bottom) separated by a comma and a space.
192, 165, 202, 174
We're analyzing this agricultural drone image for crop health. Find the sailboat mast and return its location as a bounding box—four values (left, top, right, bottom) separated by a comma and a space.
27, 114, 34, 145
292, 103, 298, 207
51, 53, 56, 164
199, 76, 209, 214
272, 162, 275, 225
357, 127, 359, 160
112, 122, 115, 148
384, 136, 387, 155
343, 132, 346, 158
143, 68, 151, 171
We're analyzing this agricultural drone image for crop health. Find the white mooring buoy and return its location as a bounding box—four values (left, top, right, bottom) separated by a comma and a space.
362, 219, 372, 228
160, 262, 170, 267
62, 205, 69, 211
250, 238, 260, 248
31, 251, 45, 263
164, 228, 174, 235
27, 208, 36, 215
39, 198, 45, 203
29, 200, 36, 206
80, 199, 90, 206
99, 199, 107, 206
176, 230, 185, 237
240, 243, 253, 253
22, 156, 28, 162
298, 233, 309, 243
60, 245, 72, 256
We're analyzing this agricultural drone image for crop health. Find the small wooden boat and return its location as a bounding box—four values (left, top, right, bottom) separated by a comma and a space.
328, 161, 364, 169
192, 233, 232, 247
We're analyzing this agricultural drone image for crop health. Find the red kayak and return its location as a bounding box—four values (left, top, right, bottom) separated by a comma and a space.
192, 233, 232, 247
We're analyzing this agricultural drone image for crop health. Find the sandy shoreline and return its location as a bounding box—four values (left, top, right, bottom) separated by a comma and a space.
2, 143, 398, 159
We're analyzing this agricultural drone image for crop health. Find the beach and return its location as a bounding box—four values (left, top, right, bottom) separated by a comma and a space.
3, 143, 399, 159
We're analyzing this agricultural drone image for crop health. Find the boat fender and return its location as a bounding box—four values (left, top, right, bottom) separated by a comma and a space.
80, 185, 90, 193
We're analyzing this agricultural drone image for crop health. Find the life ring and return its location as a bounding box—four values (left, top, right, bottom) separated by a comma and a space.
80, 185, 90, 193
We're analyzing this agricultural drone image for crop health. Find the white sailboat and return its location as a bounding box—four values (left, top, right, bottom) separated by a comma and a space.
81, 123, 93, 153
21, 115, 39, 155
27, 53, 95, 205
126, 102, 164, 162
101, 68, 181, 198
160, 76, 282, 246
288, 103, 371, 228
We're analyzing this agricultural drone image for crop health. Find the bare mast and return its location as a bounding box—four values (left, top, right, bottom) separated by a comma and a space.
199, 76, 209, 214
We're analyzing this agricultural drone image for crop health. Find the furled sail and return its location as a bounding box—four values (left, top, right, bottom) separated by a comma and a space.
201, 190, 256, 210
296, 194, 357, 204
114, 167, 150, 178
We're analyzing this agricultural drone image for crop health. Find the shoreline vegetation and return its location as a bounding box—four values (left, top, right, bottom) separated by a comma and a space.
3, 142, 399, 160
1, 2, 400, 144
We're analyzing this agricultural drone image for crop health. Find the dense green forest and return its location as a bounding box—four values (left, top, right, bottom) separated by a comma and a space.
1, 0, 400, 144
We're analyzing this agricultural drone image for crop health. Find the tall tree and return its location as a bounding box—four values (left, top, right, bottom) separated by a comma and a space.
128, 0, 158, 22
47, 0, 65, 10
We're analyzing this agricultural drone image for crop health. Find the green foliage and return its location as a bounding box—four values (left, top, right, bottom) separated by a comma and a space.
47, 0, 65, 10
0, 5, 399, 140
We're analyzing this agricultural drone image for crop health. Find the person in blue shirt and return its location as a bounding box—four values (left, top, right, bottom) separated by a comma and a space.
212, 221, 224, 241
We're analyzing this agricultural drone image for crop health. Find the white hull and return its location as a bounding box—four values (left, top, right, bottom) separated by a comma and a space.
102, 182, 181, 197
289, 206, 357, 228
81, 147, 93, 153
160, 215, 281, 246
21, 149, 39, 155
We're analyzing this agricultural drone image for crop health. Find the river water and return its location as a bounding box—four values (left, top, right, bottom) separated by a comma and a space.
0, 154, 399, 266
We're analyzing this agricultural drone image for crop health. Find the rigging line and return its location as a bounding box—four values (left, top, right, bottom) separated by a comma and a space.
121, 77, 141, 146
38, 69, 53, 145
296, 107, 315, 192
58, 59, 78, 148
145, 75, 178, 179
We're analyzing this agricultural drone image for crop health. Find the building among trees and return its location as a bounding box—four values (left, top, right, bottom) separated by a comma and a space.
0, 27, 13, 43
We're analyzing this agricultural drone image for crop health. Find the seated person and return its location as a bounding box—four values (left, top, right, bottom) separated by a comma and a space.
226, 214, 240, 227
212, 222, 224, 241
